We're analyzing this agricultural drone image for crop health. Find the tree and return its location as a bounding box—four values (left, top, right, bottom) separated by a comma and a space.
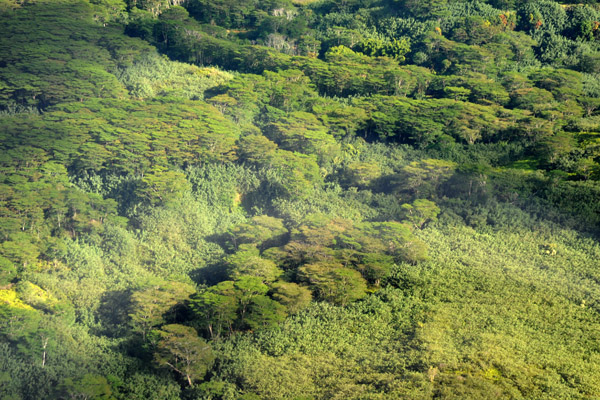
136, 167, 191, 206
340, 161, 382, 189
185, 0, 258, 28
226, 215, 288, 251
580, 53, 600, 74
237, 135, 279, 166
0, 256, 17, 286
0, 300, 52, 368
263, 70, 317, 112
354, 38, 410, 62
234, 276, 269, 323
269, 150, 323, 200
245, 296, 287, 330
340, 221, 429, 264
54, 374, 115, 400
290, 214, 352, 247
566, 5, 600, 41
90, 0, 127, 25
190, 282, 238, 339
529, 68, 583, 101
354, 253, 396, 286
580, 97, 600, 117
298, 262, 367, 306
394, 0, 449, 19
517, 0, 567, 36
538, 132, 576, 166
155, 324, 215, 387
310, 99, 368, 137
129, 281, 195, 341
225, 245, 283, 283
393, 159, 457, 198
401, 199, 441, 229
271, 281, 312, 314
444, 86, 472, 101
265, 111, 340, 163
450, 16, 501, 46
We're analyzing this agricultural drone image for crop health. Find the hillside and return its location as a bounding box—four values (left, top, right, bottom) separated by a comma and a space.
1, 0, 600, 399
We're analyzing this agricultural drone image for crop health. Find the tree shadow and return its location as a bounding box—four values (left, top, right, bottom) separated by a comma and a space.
94, 289, 132, 338
189, 262, 229, 287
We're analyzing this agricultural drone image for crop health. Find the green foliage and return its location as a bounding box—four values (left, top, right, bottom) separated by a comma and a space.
265, 111, 340, 163
129, 281, 195, 341
244, 295, 287, 330
270, 281, 312, 314
395, 0, 449, 19
339, 161, 383, 189
54, 374, 115, 400
115, 52, 233, 100
517, 0, 567, 37
208, 292, 428, 399
190, 281, 239, 339
0, 0, 147, 109
130, 0, 172, 17
185, 0, 260, 28
155, 324, 215, 387
225, 245, 283, 282
226, 215, 288, 251
136, 192, 235, 278
137, 168, 191, 207
3, 0, 600, 398
117, 372, 181, 400
401, 199, 441, 229
354, 37, 411, 61
393, 159, 457, 198
298, 262, 367, 305
0, 256, 17, 285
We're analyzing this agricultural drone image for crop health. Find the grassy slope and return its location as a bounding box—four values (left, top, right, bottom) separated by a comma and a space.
205, 210, 600, 399
417, 221, 600, 399
1, 1, 599, 398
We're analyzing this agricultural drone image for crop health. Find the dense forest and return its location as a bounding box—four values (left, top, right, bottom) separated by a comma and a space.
1, 0, 600, 398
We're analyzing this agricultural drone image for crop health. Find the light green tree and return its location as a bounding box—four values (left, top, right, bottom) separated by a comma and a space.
155, 324, 215, 387
298, 262, 367, 306
401, 199, 441, 229
271, 281, 312, 314
129, 281, 195, 341
190, 281, 238, 339
225, 245, 283, 283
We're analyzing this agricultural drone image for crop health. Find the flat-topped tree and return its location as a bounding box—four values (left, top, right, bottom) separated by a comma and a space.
265, 111, 340, 163
270, 281, 312, 314
155, 324, 214, 387
225, 245, 283, 283
190, 281, 238, 338
129, 281, 195, 342
298, 262, 367, 306
226, 215, 288, 251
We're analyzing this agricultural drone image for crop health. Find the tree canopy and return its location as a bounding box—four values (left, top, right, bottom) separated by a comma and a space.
2, 0, 600, 398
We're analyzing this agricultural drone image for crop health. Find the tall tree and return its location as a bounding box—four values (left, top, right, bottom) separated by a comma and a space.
154, 324, 215, 387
